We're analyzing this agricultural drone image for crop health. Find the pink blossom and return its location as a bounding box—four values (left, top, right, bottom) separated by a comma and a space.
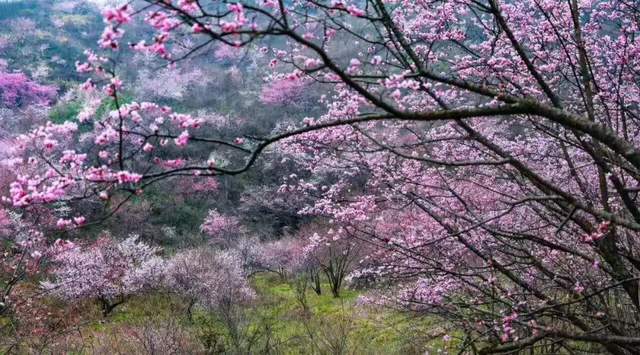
116, 171, 142, 184
75, 61, 93, 73
192, 23, 205, 33
347, 5, 366, 17
174, 130, 190, 147
103, 5, 132, 25
105, 77, 123, 96
157, 158, 186, 169
56, 219, 72, 230
98, 26, 124, 50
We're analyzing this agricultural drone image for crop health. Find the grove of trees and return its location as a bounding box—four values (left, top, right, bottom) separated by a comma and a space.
1, 0, 640, 354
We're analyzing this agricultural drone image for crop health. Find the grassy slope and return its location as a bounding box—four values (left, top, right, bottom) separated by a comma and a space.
247, 274, 449, 354
55, 274, 454, 354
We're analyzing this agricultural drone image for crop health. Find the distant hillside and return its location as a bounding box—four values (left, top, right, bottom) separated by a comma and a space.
0, 0, 102, 88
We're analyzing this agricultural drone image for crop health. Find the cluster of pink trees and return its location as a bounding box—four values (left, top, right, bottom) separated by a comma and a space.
42, 235, 256, 319
0, 66, 56, 108
5, 0, 640, 352
41, 235, 164, 316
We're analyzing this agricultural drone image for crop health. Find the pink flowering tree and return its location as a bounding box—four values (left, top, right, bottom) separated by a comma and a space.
0, 208, 48, 317
41, 234, 164, 316
258, 237, 306, 280
233, 236, 266, 276
164, 248, 255, 347
258, 230, 357, 298
299, 226, 360, 298
165, 248, 255, 313
8, 1, 640, 352
0, 115, 65, 318
259, 73, 311, 107
200, 209, 244, 248
0, 68, 56, 108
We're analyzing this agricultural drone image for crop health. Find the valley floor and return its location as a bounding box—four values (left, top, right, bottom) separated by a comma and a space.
1, 274, 453, 354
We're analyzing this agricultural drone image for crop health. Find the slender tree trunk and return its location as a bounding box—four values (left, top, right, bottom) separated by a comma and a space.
312, 273, 321, 295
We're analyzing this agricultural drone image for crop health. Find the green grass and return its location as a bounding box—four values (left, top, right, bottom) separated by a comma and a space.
4, 274, 453, 354
49, 100, 82, 124
242, 274, 449, 353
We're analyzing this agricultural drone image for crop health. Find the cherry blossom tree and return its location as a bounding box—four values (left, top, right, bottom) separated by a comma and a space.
259, 74, 310, 107
258, 237, 306, 279
0, 68, 56, 108
41, 234, 164, 316
0, 105, 66, 320
7, 0, 640, 352
233, 236, 266, 276
200, 209, 244, 247
164, 248, 255, 347
165, 248, 255, 312
0, 209, 47, 317
301, 229, 359, 298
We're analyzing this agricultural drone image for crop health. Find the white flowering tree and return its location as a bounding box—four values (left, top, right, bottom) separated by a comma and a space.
41, 234, 164, 316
